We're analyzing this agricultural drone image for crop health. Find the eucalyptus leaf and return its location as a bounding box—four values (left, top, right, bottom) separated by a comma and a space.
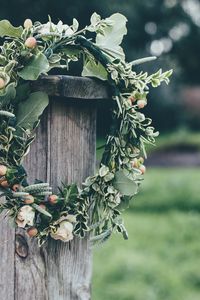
117, 195, 134, 211
16, 91, 49, 130
18, 53, 49, 80
113, 170, 138, 196
0, 20, 23, 38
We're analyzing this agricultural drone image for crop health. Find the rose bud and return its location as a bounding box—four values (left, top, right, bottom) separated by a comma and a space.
48, 195, 58, 205
0, 165, 7, 176
27, 227, 38, 237
24, 195, 34, 204
25, 37, 37, 49
137, 100, 147, 109
0, 78, 6, 90
24, 19, 33, 29
140, 165, 146, 174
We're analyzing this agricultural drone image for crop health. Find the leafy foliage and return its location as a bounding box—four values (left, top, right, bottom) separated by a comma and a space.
0, 20, 23, 37
16, 91, 49, 130
113, 170, 138, 196
18, 53, 50, 80
0, 13, 172, 246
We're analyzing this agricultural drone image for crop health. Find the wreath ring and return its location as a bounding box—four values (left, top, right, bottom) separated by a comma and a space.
0, 14, 172, 246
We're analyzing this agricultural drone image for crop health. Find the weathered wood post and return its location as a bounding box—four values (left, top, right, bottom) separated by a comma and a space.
0, 75, 109, 300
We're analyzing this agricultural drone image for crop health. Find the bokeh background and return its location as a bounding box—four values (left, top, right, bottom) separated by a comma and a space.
1, 1, 200, 299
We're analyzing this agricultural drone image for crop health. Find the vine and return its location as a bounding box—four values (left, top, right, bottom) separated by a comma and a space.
0, 13, 172, 246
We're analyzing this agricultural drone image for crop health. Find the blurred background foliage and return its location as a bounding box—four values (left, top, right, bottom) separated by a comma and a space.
1, 1, 200, 299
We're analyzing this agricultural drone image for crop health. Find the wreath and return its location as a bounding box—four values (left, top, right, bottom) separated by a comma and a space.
0, 13, 172, 246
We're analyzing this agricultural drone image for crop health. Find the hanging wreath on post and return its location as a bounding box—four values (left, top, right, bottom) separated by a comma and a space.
0, 13, 172, 246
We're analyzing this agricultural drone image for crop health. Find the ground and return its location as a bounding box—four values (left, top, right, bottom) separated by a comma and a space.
93, 168, 200, 300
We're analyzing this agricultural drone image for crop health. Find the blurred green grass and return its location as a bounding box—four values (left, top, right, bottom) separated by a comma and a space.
96, 130, 200, 162
92, 168, 200, 300
147, 130, 200, 154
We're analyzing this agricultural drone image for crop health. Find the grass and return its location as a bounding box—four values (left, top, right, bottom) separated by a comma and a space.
92, 168, 200, 300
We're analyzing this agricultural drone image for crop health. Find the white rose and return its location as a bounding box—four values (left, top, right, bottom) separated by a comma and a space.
66, 214, 76, 223
16, 205, 35, 228
50, 221, 74, 242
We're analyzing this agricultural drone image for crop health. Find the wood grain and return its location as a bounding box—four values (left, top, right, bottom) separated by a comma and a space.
0, 75, 108, 300
31, 75, 110, 100
0, 211, 15, 300
15, 98, 96, 300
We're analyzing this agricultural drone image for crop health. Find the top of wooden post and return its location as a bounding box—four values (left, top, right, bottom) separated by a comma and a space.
31, 75, 110, 100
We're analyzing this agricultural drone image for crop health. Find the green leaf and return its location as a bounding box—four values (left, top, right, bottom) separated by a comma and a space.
113, 170, 138, 196
104, 172, 114, 182
0, 83, 16, 107
82, 58, 108, 81
15, 83, 30, 104
72, 18, 79, 32
96, 13, 127, 60
90, 12, 101, 27
0, 20, 23, 38
117, 195, 134, 211
99, 165, 109, 177
16, 91, 49, 130
18, 53, 49, 81
32, 204, 52, 218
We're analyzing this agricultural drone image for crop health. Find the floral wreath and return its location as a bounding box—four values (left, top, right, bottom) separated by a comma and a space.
0, 13, 172, 246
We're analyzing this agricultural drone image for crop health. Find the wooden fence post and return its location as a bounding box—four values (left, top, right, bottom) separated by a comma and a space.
0, 75, 109, 300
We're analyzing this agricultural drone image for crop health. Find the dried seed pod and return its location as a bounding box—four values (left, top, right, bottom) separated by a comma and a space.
12, 184, 21, 192
0, 180, 9, 188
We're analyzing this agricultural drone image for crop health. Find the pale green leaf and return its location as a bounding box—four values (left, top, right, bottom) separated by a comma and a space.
72, 18, 79, 32
82, 58, 108, 80
0, 83, 16, 107
32, 203, 52, 218
113, 170, 138, 196
117, 195, 134, 211
16, 91, 49, 130
99, 165, 109, 177
90, 12, 101, 26
0, 20, 23, 38
18, 53, 49, 81
96, 13, 127, 60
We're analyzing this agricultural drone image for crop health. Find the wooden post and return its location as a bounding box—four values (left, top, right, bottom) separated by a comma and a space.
0, 75, 109, 300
